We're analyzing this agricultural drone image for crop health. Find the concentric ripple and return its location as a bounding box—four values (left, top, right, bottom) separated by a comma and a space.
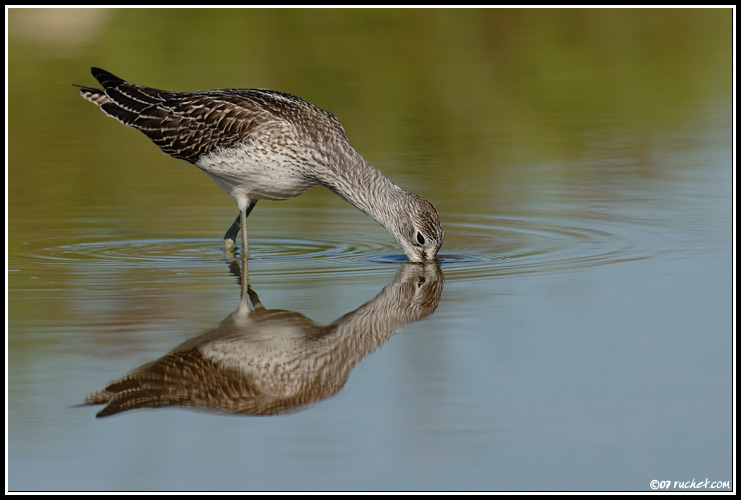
436, 212, 649, 281
40, 237, 381, 266
32, 211, 649, 282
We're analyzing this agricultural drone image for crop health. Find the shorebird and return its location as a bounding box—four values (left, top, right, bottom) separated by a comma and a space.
77, 67, 444, 262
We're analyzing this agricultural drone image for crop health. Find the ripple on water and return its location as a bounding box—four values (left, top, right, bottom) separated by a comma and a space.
35, 236, 400, 281
437, 213, 648, 281
31, 212, 647, 282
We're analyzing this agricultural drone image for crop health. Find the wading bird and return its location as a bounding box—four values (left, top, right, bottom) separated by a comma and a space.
77, 68, 444, 262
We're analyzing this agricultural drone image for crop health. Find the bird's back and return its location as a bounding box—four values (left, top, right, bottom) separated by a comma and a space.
78, 67, 349, 165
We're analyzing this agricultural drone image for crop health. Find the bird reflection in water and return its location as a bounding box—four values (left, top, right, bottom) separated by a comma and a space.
84, 262, 443, 417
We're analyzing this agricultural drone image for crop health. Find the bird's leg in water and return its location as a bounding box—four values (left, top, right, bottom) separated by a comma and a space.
223, 200, 258, 259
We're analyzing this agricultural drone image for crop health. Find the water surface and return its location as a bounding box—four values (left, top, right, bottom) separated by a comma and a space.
7, 7, 733, 492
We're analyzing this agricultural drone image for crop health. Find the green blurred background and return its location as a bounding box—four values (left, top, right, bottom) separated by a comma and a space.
8, 7, 732, 241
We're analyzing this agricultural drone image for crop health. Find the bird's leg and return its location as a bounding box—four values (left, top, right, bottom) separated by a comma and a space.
240, 207, 249, 261
238, 208, 252, 300
223, 200, 258, 258
223, 214, 241, 256
240, 247, 250, 301
246, 286, 265, 310
225, 256, 252, 303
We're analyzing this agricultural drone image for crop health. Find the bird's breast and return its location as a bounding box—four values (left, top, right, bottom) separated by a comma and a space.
195, 143, 319, 202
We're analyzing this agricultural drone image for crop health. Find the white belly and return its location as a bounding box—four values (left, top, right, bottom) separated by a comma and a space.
195, 144, 318, 207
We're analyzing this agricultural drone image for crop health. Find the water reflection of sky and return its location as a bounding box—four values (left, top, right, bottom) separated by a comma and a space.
7, 8, 733, 493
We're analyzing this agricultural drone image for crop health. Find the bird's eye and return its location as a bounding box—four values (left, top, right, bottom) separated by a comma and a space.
415, 231, 426, 245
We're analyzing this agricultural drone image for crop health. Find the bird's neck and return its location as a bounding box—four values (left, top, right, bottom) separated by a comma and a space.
321, 148, 408, 230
